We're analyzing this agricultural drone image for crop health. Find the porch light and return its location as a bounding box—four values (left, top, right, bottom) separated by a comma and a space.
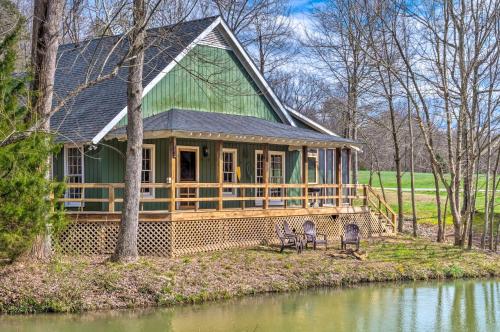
202, 146, 209, 157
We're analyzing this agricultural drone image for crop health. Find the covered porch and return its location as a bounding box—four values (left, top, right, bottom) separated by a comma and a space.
55, 109, 396, 256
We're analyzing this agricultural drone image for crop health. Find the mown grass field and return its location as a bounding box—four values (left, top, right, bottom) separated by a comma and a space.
358, 170, 499, 227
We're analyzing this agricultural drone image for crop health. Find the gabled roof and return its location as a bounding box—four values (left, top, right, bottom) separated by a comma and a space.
285, 106, 339, 137
50, 16, 296, 144
109, 108, 359, 148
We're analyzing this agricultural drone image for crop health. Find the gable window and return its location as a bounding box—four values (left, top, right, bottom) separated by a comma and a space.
223, 148, 237, 196
141, 145, 155, 197
64, 145, 84, 207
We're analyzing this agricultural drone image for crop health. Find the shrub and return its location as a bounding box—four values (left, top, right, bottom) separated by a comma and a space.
0, 10, 65, 261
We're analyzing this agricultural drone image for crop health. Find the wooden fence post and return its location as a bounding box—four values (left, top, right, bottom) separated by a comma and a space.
363, 185, 368, 207
336, 148, 342, 207
302, 146, 308, 208
216, 141, 223, 211
108, 184, 115, 212
263, 144, 269, 209
169, 137, 176, 212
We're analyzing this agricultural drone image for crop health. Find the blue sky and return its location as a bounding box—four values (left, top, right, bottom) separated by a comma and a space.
289, 0, 325, 14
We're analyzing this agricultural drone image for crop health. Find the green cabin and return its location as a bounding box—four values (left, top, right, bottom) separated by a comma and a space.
50, 16, 390, 256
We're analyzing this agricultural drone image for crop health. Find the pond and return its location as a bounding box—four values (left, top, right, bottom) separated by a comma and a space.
1, 279, 499, 332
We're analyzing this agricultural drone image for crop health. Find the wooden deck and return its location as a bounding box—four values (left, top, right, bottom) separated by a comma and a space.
67, 205, 371, 222
57, 183, 397, 257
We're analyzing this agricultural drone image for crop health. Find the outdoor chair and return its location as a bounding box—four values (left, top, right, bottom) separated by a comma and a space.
303, 220, 327, 250
275, 223, 303, 253
341, 223, 360, 250
283, 221, 296, 238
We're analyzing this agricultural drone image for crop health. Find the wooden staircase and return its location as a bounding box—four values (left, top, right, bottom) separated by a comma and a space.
364, 185, 398, 233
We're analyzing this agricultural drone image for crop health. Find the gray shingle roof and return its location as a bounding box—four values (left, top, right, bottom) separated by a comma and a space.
50, 16, 219, 143
109, 109, 358, 147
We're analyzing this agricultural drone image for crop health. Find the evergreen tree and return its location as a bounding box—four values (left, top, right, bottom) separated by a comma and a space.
0, 12, 65, 261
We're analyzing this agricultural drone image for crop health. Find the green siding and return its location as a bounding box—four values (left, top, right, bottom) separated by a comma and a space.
53, 138, 305, 211
118, 45, 281, 127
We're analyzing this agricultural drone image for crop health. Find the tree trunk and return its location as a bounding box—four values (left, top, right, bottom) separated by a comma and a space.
387, 100, 404, 233
28, 0, 64, 260
483, 96, 495, 249
406, 66, 418, 237
431, 164, 444, 242
112, 0, 146, 263
490, 149, 499, 250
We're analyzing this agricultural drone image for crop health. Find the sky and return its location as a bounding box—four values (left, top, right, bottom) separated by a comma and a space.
289, 0, 325, 14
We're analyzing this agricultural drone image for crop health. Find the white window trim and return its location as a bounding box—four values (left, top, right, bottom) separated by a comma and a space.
222, 148, 238, 197
269, 151, 286, 206
254, 150, 286, 206
307, 149, 319, 185
176, 146, 200, 210
141, 144, 156, 198
255, 150, 264, 206
64, 144, 84, 207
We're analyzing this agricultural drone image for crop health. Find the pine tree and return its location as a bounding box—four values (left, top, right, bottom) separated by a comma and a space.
0, 12, 65, 261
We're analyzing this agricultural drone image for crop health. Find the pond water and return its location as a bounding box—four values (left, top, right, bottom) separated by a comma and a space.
1, 279, 499, 332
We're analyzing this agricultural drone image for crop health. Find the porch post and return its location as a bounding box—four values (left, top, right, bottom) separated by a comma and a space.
336, 148, 342, 207
347, 148, 352, 205
216, 141, 223, 211
263, 143, 269, 209
169, 137, 176, 212
302, 146, 308, 208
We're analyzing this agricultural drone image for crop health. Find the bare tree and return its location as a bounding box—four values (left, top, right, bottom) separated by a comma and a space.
305, 0, 371, 188
371, 0, 499, 245
111, 0, 146, 263
28, 0, 65, 259
363, 6, 406, 232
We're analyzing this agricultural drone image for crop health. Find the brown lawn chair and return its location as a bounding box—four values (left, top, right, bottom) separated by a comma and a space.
341, 223, 360, 250
275, 223, 303, 253
303, 220, 327, 250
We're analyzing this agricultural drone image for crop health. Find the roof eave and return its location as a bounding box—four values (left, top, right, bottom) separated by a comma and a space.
108, 128, 360, 149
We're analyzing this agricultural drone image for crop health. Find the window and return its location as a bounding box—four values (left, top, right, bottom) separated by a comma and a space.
223, 149, 237, 196
177, 146, 199, 209
269, 152, 285, 202
255, 150, 285, 205
141, 145, 155, 197
307, 149, 318, 184
255, 151, 264, 199
64, 145, 84, 207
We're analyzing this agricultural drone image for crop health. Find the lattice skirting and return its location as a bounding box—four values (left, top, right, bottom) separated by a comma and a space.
171, 212, 387, 256
57, 212, 388, 256
57, 220, 171, 256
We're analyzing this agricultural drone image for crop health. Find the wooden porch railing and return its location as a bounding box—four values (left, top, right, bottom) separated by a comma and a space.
58, 183, 369, 211
57, 182, 397, 230
365, 185, 397, 230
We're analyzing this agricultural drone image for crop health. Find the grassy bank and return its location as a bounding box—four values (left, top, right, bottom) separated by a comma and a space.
0, 236, 498, 315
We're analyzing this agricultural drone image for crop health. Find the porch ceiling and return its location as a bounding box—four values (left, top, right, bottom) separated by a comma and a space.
108, 108, 361, 149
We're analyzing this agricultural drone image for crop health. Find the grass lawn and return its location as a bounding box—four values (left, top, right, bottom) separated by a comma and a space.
358, 170, 493, 190
358, 170, 500, 229
0, 236, 498, 314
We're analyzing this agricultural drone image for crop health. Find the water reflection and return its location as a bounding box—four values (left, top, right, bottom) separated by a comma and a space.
1, 279, 498, 332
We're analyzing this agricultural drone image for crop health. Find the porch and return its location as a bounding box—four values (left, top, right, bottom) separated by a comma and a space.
58, 181, 396, 256
54, 109, 397, 256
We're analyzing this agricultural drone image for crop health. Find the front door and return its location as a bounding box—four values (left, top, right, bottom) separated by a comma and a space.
177, 146, 199, 210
